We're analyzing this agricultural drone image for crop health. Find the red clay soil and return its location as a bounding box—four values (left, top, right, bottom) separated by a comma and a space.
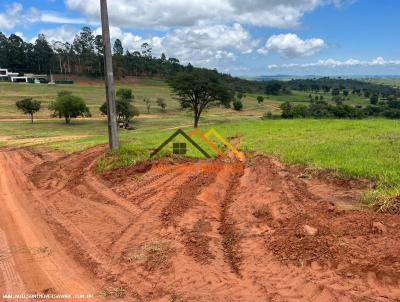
0, 147, 400, 301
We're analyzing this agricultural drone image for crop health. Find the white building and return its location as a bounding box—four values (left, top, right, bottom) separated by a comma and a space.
11, 76, 28, 83
0, 68, 8, 81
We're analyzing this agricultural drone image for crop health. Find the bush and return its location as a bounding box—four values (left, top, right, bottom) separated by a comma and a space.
257, 96, 264, 104
370, 94, 379, 105
308, 101, 332, 118
156, 97, 167, 112
261, 111, 274, 120
233, 100, 243, 111
291, 104, 309, 118
280, 101, 293, 118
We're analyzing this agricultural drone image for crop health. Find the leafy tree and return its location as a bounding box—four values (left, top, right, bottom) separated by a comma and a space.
280, 101, 294, 119
257, 96, 264, 104
168, 69, 234, 128
49, 92, 90, 124
332, 88, 340, 96
94, 35, 104, 75
370, 94, 379, 105
342, 90, 349, 96
7, 34, 26, 71
100, 88, 139, 128
33, 34, 53, 73
116, 88, 134, 101
291, 104, 308, 118
156, 97, 167, 112
332, 96, 344, 105
143, 98, 151, 114
16, 98, 41, 123
308, 101, 332, 118
0, 32, 8, 68
236, 92, 245, 100
113, 39, 124, 56
322, 85, 330, 93
233, 99, 243, 111
265, 82, 282, 95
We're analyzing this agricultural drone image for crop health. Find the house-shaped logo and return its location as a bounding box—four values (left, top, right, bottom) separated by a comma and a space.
150, 128, 245, 161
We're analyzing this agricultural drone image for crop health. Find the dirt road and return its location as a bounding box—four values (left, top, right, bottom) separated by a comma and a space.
0, 147, 399, 301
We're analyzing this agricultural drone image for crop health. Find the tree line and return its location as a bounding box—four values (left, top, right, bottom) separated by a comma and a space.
262, 78, 400, 99
278, 97, 400, 119
0, 27, 186, 78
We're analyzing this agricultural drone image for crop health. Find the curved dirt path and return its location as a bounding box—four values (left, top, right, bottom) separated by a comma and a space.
0, 147, 399, 301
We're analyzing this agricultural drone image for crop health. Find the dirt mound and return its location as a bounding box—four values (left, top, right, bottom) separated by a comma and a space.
0, 148, 399, 301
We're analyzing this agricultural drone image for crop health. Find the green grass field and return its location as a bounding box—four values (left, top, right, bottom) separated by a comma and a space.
0, 81, 399, 209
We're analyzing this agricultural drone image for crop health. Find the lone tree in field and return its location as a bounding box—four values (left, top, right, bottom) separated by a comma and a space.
168, 69, 233, 128
156, 97, 167, 112
16, 98, 42, 124
49, 91, 90, 124
143, 98, 152, 114
100, 88, 139, 128
257, 96, 264, 104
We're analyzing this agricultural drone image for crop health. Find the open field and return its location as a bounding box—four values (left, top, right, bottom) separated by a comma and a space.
1, 116, 400, 203
0, 81, 370, 119
1, 80, 400, 301
364, 77, 400, 89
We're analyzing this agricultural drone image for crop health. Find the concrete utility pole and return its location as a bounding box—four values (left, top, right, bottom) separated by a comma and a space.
100, 0, 119, 150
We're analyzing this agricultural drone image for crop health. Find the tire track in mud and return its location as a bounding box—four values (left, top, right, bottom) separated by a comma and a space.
0, 229, 25, 295
160, 172, 219, 227
218, 167, 245, 276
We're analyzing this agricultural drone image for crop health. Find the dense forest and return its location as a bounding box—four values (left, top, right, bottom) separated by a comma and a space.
0, 27, 187, 78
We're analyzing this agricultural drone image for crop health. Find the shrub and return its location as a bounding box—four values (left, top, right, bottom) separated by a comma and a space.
156, 97, 167, 112
233, 100, 243, 111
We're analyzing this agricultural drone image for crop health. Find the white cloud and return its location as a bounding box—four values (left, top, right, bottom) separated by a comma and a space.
92, 24, 256, 67
0, 3, 23, 30
65, 0, 341, 29
38, 26, 78, 43
0, 3, 86, 30
258, 33, 326, 58
268, 57, 400, 69
159, 23, 258, 65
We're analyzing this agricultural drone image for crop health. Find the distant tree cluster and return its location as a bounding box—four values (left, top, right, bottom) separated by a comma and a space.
280, 97, 400, 119
285, 78, 399, 99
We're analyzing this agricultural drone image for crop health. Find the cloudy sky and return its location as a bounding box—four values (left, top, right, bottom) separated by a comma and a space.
1, 0, 399, 76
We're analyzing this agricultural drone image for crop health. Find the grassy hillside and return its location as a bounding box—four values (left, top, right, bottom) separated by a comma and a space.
0, 80, 399, 208
0, 81, 371, 119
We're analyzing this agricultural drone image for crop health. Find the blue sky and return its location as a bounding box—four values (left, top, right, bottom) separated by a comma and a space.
1, 0, 399, 76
